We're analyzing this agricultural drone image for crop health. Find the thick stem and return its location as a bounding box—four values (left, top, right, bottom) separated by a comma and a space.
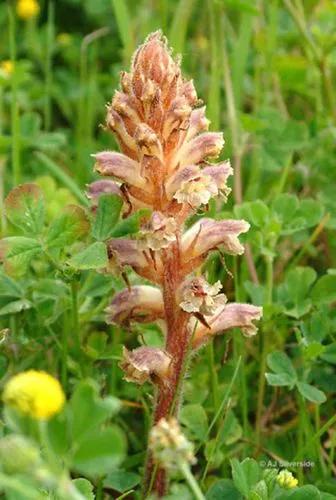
144, 240, 190, 497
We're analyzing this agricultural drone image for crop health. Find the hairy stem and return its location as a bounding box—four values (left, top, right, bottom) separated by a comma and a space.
145, 241, 190, 497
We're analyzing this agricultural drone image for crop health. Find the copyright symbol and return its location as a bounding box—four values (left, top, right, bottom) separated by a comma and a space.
259, 461, 266, 468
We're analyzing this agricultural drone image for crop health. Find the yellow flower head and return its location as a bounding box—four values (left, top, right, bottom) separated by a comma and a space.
16, 0, 40, 20
3, 370, 65, 420
0, 60, 14, 78
276, 470, 298, 489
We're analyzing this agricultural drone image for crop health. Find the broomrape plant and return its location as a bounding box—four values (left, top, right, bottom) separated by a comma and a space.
92, 31, 262, 496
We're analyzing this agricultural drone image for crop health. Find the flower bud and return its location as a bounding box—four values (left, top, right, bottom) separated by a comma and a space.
120, 346, 172, 385
276, 470, 298, 489
149, 418, 196, 470
106, 108, 137, 156
0, 435, 40, 474
135, 123, 163, 159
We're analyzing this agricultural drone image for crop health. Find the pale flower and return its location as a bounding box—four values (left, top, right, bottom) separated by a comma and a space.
179, 278, 227, 315
139, 212, 177, 250
149, 418, 196, 470
174, 173, 218, 208
120, 346, 172, 385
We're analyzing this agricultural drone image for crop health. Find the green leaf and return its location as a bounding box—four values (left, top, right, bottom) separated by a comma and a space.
20, 111, 42, 138
4, 183, 45, 235
206, 479, 242, 500
69, 242, 108, 270
321, 344, 336, 364
46, 205, 90, 250
104, 470, 140, 493
279, 267, 317, 318
265, 372, 294, 387
272, 194, 299, 225
69, 380, 121, 442
275, 485, 321, 500
0, 237, 42, 276
218, 410, 242, 445
311, 275, 336, 305
0, 272, 23, 298
72, 426, 127, 476
231, 458, 260, 498
85, 332, 108, 359
248, 200, 270, 227
297, 382, 326, 404
297, 199, 324, 229
92, 194, 123, 241
267, 351, 297, 380
304, 341, 325, 360
250, 479, 268, 500
0, 299, 32, 316
234, 201, 269, 228
180, 404, 208, 441
71, 479, 94, 500
111, 209, 151, 237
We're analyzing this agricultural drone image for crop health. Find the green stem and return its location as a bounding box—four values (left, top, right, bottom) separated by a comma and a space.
207, 0, 221, 130
293, 413, 336, 461
76, 27, 110, 181
274, 154, 292, 197
179, 461, 205, 500
169, 0, 195, 54
61, 303, 69, 391
70, 280, 83, 372
296, 394, 307, 482
282, 0, 336, 122
44, 0, 54, 131
207, 341, 220, 415
256, 255, 273, 446
7, 2, 21, 186
110, 0, 134, 61
0, 473, 38, 499
38, 420, 58, 472
0, 158, 6, 236
233, 257, 249, 437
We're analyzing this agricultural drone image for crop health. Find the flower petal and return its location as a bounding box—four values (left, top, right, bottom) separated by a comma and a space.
202, 160, 233, 200
172, 132, 224, 169
181, 218, 250, 270
94, 151, 145, 189
106, 285, 164, 325
192, 303, 263, 349
86, 180, 123, 206
120, 346, 171, 385
107, 238, 163, 282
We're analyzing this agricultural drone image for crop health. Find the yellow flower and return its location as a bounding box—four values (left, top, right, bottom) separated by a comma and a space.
16, 0, 40, 20
0, 60, 14, 78
3, 370, 65, 420
276, 470, 298, 489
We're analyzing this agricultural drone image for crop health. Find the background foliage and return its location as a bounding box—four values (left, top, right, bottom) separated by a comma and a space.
0, 0, 336, 498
